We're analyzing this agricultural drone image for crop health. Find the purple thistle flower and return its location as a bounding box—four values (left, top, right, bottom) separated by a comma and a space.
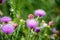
26, 19, 38, 29
34, 9, 46, 17
35, 27, 40, 33
0, 0, 6, 3
1, 16, 12, 22
1, 24, 14, 34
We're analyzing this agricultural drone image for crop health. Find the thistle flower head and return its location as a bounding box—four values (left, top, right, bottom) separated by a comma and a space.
1, 24, 14, 34
26, 19, 38, 29
0, 0, 6, 4
1, 16, 12, 22
34, 9, 46, 17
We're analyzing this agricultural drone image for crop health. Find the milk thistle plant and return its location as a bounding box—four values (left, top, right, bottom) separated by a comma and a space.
0, 9, 58, 40
0, 0, 60, 40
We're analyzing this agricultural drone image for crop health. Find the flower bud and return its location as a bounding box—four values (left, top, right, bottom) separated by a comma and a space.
28, 14, 34, 19
35, 27, 40, 33
48, 21, 54, 27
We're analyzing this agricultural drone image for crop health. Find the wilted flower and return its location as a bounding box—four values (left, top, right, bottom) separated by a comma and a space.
13, 23, 18, 28
50, 34, 55, 39
34, 9, 46, 17
1, 24, 14, 34
55, 30, 60, 36
26, 19, 38, 29
0, 0, 6, 4
40, 20, 47, 28
52, 28, 60, 36
1, 16, 12, 23
48, 21, 54, 27
35, 27, 40, 33
28, 14, 34, 19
